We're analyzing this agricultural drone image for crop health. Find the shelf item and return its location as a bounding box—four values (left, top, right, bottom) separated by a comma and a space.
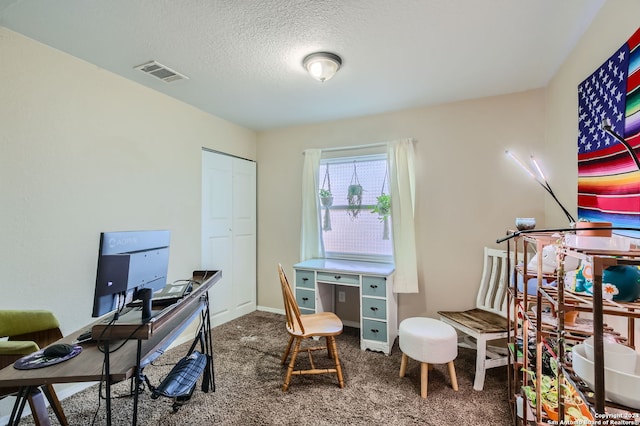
582, 337, 637, 373
572, 343, 640, 409
542, 287, 640, 322
533, 311, 619, 338
564, 234, 630, 251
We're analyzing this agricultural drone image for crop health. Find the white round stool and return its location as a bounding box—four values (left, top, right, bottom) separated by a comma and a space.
399, 317, 459, 398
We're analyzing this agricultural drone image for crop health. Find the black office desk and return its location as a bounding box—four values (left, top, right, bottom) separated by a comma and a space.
0, 270, 221, 425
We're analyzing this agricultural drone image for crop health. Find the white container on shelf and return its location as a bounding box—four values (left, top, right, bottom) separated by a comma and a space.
564, 234, 631, 251
572, 344, 640, 409
583, 337, 638, 374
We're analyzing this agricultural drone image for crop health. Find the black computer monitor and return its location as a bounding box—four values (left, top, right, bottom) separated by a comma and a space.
91, 230, 170, 319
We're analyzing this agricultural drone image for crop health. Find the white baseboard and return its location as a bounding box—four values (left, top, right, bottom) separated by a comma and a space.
257, 305, 284, 315
343, 319, 360, 328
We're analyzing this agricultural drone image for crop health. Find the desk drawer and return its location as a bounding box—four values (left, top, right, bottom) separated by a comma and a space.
295, 269, 315, 289
362, 298, 386, 320
316, 271, 359, 286
362, 276, 387, 297
362, 319, 387, 342
296, 288, 315, 310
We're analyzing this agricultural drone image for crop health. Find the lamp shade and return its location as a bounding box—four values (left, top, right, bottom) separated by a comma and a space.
303, 52, 342, 82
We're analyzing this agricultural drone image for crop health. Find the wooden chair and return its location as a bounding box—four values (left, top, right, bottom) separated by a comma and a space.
278, 264, 345, 391
0, 310, 69, 425
438, 247, 512, 391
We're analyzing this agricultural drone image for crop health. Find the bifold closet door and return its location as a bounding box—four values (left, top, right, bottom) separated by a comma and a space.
201, 150, 256, 326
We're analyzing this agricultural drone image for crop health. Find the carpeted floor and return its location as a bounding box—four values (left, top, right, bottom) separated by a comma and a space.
23, 311, 512, 425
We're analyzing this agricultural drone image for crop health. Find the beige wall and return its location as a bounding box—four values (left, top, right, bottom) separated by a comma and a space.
256, 90, 548, 319
0, 28, 257, 335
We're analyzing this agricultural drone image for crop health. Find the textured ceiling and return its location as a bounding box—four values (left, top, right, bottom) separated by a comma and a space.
0, 0, 605, 131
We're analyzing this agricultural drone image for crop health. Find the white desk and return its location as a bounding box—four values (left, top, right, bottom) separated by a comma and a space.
293, 259, 396, 355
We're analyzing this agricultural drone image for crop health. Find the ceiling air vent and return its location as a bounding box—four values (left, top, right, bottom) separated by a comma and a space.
134, 60, 189, 83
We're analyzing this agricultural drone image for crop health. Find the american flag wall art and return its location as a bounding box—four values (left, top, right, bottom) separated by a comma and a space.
577, 27, 640, 236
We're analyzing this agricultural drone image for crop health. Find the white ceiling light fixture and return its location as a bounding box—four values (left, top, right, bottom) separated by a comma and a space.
303, 52, 342, 82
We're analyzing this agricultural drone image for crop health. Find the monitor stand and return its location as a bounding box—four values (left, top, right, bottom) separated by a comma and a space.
138, 288, 153, 322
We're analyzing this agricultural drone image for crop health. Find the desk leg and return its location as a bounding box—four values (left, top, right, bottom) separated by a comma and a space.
132, 339, 143, 426
104, 340, 112, 426
8, 386, 30, 425
186, 297, 214, 393
202, 296, 215, 392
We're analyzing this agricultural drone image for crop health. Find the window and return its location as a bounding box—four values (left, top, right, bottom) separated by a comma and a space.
318, 154, 392, 261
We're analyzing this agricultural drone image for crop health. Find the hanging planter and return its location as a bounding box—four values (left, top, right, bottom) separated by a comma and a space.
347, 161, 363, 219
319, 188, 333, 207
372, 193, 391, 239
319, 166, 333, 231
371, 168, 391, 239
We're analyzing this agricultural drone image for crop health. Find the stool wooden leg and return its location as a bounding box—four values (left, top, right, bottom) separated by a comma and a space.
420, 362, 428, 398
399, 352, 408, 377
447, 360, 459, 391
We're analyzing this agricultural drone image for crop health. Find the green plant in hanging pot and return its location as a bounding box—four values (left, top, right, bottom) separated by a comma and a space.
372, 193, 391, 220
348, 184, 363, 197
320, 166, 333, 231
319, 188, 333, 231
371, 193, 391, 239
347, 161, 363, 219
319, 188, 333, 207
347, 184, 363, 219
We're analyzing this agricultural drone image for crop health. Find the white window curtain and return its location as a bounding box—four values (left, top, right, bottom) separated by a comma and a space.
387, 139, 419, 293
300, 149, 325, 260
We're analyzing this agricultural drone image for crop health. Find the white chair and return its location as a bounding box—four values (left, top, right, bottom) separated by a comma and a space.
438, 247, 512, 391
